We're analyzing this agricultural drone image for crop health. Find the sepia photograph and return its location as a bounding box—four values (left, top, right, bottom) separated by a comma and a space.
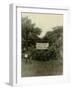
21, 12, 63, 77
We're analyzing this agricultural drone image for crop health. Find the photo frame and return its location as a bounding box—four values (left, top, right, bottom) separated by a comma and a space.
9, 4, 70, 86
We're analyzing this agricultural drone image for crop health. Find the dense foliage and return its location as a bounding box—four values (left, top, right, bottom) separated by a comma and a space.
22, 17, 41, 52
22, 17, 63, 61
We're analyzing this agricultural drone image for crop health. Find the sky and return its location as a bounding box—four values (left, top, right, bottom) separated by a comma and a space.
22, 12, 63, 38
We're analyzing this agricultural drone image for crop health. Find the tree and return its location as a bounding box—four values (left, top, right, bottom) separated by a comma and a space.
21, 17, 41, 52
43, 26, 63, 46
43, 26, 63, 60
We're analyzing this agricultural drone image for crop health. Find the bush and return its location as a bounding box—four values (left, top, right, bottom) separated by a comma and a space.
32, 50, 50, 61
32, 44, 61, 61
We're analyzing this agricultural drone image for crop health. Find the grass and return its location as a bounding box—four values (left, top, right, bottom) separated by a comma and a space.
21, 59, 63, 77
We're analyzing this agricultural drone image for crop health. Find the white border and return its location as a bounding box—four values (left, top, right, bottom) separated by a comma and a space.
9, 4, 70, 86
9, 4, 17, 86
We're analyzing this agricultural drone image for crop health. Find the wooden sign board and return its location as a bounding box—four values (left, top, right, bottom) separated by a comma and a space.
36, 43, 49, 49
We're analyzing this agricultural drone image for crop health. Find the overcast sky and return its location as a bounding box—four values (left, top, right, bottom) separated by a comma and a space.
22, 13, 63, 38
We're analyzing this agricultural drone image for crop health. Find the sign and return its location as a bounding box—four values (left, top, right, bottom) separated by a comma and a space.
36, 43, 49, 49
